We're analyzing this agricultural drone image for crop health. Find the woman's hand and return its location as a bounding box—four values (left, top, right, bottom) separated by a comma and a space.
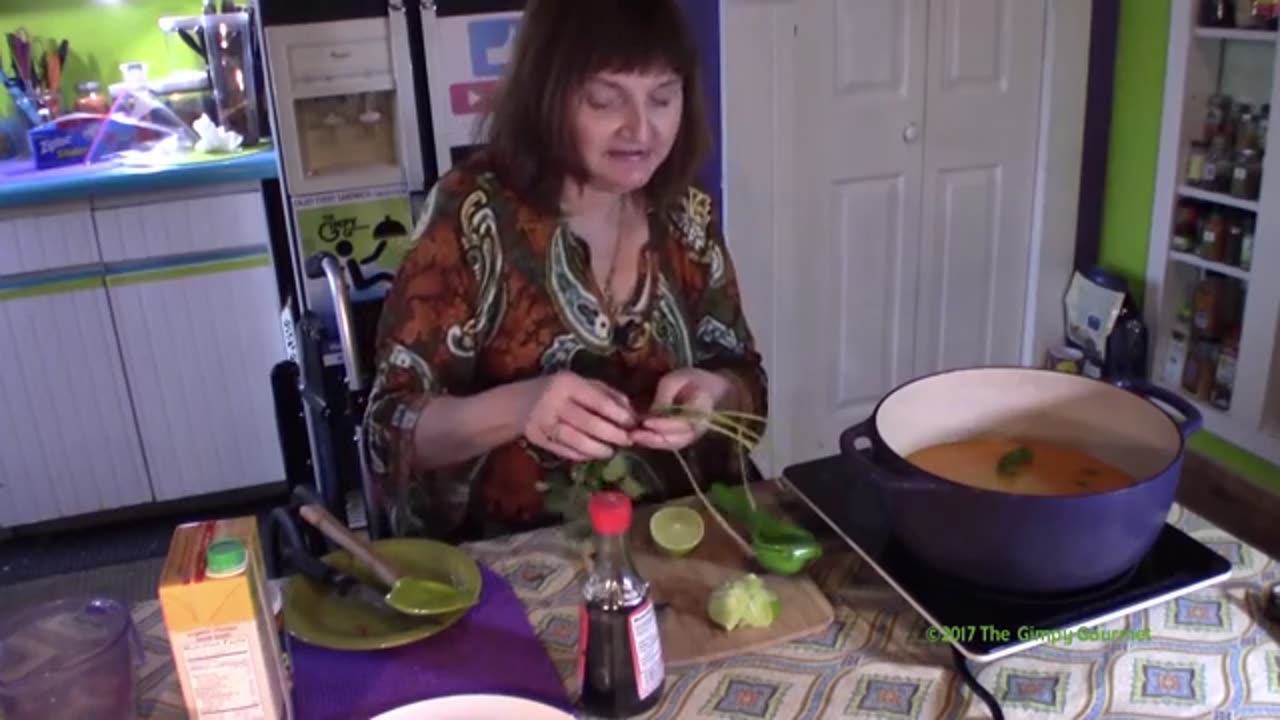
519, 372, 637, 462
631, 368, 733, 451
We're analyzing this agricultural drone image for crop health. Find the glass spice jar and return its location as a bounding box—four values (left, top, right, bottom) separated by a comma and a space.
1237, 0, 1260, 26
1240, 216, 1255, 270
1203, 136, 1233, 192
1205, 94, 1232, 142
1198, 210, 1228, 261
1183, 340, 1220, 401
1173, 202, 1201, 252
1210, 328, 1240, 410
1225, 215, 1245, 265
1236, 106, 1260, 152
1230, 147, 1262, 199
1186, 142, 1208, 186
1226, 101, 1247, 148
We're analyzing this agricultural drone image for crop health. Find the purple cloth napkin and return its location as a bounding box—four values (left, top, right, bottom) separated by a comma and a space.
287, 563, 574, 719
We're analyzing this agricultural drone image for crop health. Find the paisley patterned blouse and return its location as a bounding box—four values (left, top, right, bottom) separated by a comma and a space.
362, 156, 769, 541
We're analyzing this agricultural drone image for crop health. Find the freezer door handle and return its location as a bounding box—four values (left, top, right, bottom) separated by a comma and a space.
388, 0, 428, 190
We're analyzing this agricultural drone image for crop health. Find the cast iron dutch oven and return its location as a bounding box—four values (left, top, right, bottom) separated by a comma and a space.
840, 367, 1202, 595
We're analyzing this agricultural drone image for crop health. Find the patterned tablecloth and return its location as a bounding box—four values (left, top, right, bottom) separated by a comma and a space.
134, 494, 1280, 719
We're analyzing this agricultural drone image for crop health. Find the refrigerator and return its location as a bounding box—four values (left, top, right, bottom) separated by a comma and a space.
255, 0, 724, 533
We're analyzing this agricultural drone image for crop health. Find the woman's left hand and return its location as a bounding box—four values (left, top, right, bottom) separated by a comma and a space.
631, 368, 732, 451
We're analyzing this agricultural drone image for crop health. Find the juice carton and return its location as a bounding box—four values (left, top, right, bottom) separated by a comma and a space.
158, 517, 291, 719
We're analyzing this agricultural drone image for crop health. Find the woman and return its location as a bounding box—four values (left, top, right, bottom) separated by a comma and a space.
363, 0, 768, 541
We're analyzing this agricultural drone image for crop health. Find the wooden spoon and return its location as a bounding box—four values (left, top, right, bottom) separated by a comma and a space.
297, 503, 474, 617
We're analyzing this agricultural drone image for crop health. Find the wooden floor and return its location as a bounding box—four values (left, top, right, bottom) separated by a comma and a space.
1178, 451, 1280, 561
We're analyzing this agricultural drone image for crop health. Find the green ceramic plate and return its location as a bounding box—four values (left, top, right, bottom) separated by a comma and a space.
283, 538, 483, 651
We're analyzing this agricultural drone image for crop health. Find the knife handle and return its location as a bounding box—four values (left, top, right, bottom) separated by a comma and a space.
271, 506, 347, 588
298, 503, 402, 589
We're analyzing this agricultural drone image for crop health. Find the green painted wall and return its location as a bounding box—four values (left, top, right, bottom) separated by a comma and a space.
1, 0, 202, 120
1099, 0, 1280, 492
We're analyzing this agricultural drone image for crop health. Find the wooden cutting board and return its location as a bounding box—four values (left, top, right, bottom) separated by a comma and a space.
624, 491, 835, 668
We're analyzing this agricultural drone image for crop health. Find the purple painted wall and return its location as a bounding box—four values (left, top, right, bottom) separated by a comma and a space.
679, 0, 723, 211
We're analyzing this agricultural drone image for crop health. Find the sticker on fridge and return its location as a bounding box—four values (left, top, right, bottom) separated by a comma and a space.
293, 188, 414, 327
422, 10, 523, 174
467, 17, 519, 77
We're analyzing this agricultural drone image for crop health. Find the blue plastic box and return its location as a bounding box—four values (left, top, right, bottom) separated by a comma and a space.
27, 115, 103, 170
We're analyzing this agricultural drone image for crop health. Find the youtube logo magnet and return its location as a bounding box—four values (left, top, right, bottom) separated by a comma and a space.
449, 80, 499, 116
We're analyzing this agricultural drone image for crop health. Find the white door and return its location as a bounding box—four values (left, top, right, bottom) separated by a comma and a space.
913, 0, 1048, 376
787, 0, 928, 461
785, 0, 1047, 463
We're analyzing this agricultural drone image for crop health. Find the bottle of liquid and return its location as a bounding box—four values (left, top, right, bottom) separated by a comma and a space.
1162, 306, 1192, 387
1210, 327, 1239, 410
1239, 215, 1255, 271
1105, 293, 1150, 381
578, 492, 665, 718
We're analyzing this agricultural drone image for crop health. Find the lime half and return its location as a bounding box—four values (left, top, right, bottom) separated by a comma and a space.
708, 573, 780, 631
650, 506, 705, 555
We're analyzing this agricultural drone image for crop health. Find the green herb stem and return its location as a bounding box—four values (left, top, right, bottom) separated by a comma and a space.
668, 446, 756, 558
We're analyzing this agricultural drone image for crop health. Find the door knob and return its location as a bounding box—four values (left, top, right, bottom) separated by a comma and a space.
903, 122, 920, 143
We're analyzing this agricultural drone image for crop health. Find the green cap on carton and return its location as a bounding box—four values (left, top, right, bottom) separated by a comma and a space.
206, 538, 247, 578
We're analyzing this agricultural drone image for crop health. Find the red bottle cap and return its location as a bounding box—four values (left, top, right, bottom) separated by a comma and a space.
588, 491, 632, 535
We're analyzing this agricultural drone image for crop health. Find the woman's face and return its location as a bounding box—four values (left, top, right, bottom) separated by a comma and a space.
569, 68, 684, 195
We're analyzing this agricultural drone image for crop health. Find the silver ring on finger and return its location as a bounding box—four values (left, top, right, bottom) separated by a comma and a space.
548, 422, 560, 445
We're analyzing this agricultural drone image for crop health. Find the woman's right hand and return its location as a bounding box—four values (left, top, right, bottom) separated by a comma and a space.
519, 372, 637, 462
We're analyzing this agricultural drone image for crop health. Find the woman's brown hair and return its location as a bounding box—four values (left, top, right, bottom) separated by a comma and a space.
476, 0, 713, 215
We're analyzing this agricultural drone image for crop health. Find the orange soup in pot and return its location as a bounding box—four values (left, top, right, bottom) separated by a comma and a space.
904, 437, 1137, 496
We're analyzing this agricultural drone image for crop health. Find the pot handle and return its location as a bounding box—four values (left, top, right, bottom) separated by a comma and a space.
839, 419, 942, 492
1113, 378, 1204, 439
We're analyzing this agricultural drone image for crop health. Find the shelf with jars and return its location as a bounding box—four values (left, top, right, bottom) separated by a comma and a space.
1146, 0, 1280, 464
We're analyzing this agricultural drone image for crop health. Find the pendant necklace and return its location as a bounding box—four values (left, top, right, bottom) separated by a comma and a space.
599, 196, 627, 323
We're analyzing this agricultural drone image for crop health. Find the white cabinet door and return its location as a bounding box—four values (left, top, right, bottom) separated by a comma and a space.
0, 282, 152, 526
93, 188, 271, 263
106, 255, 286, 501
913, 0, 1048, 375
0, 204, 99, 275
789, 0, 929, 460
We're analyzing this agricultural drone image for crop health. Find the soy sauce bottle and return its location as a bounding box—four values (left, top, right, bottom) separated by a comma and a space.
578, 492, 665, 718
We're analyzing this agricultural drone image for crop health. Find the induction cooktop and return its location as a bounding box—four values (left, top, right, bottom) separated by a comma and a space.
778, 454, 1234, 664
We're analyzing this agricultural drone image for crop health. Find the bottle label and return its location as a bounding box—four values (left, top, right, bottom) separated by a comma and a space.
1164, 339, 1188, 386
627, 599, 664, 700
1215, 354, 1237, 386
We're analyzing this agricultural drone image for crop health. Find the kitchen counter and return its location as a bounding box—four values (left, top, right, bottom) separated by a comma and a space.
0, 146, 279, 210
0, 145, 287, 525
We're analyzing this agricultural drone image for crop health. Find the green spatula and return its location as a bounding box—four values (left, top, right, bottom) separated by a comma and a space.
297, 503, 475, 617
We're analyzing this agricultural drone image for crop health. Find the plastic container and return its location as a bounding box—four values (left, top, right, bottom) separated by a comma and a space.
202, 12, 262, 146
0, 597, 142, 720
